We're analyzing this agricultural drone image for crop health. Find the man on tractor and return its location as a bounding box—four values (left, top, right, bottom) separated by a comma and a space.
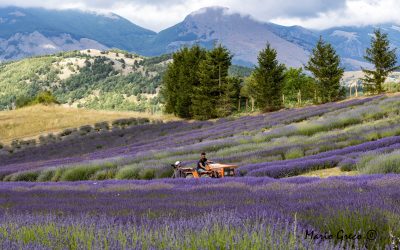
197, 152, 211, 174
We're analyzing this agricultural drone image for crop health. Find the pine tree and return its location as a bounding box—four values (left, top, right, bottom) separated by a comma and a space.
253, 43, 286, 112
192, 45, 232, 120
362, 29, 400, 94
161, 46, 206, 118
305, 37, 344, 103
216, 76, 241, 117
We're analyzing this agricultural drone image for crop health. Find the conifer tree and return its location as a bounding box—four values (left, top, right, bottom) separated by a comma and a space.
305, 37, 344, 103
362, 29, 400, 94
192, 45, 232, 120
161, 46, 206, 118
253, 43, 286, 111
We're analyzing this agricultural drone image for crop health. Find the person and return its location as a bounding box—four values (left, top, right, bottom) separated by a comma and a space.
197, 152, 210, 174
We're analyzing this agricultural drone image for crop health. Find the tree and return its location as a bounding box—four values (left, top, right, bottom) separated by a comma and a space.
305, 37, 344, 103
362, 29, 400, 94
241, 73, 258, 112
253, 43, 286, 112
192, 45, 232, 120
216, 76, 241, 117
161, 46, 206, 118
282, 68, 316, 106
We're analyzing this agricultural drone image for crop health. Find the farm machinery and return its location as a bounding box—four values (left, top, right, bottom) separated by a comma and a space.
172, 162, 238, 178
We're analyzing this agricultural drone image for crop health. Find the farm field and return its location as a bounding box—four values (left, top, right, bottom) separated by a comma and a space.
1, 94, 400, 248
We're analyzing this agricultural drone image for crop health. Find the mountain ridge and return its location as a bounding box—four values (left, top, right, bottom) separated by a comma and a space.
1, 6, 400, 69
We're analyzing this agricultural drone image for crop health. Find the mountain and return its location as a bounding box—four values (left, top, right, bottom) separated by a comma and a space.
151, 7, 311, 67
1, 6, 400, 70
0, 7, 155, 61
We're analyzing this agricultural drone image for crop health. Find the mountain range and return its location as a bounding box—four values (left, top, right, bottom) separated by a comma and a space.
1, 6, 400, 70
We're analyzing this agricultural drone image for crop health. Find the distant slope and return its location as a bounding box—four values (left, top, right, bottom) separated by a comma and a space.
0, 49, 170, 111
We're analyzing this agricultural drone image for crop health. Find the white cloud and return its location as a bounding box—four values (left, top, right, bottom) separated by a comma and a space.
0, 0, 397, 31
271, 0, 400, 30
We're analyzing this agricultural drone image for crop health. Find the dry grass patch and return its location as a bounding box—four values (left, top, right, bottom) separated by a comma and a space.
0, 104, 179, 144
300, 167, 359, 178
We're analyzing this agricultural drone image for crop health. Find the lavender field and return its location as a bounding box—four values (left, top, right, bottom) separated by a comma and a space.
1, 175, 400, 249
2, 94, 400, 181
2, 95, 400, 249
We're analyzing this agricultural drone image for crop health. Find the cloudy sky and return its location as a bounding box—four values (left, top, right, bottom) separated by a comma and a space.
0, 0, 398, 31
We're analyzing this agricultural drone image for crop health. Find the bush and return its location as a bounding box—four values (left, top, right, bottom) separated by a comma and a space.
339, 158, 357, 171
91, 169, 116, 180
8, 171, 39, 182
60, 165, 101, 181
60, 162, 117, 181
284, 147, 304, 160
94, 122, 110, 131
79, 125, 93, 135
140, 168, 156, 180
360, 150, 400, 174
37, 169, 56, 182
115, 165, 141, 179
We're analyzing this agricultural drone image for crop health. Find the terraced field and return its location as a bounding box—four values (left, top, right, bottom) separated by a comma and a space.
1, 94, 398, 181
1, 94, 400, 249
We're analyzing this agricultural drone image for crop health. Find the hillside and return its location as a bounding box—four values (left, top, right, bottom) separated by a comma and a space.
0, 49, 171, 111
0, 49, 252, 111
0, 104, 178, 145
2, 94, 400, 181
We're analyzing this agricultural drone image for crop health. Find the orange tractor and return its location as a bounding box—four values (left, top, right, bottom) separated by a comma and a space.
172, 162, 238, 178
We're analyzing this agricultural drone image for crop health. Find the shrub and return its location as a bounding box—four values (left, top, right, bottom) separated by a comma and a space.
37, 169, 56, 182
360, 150, 400, 174
140, 168, 156, 180
94, 122, 110, 131
115, 165, 141, 180
91, 169, 116, 180
8, 171, 39, 182
339, 158, 357, 171
79, 125, 93, 135
51, 168, 65, 182
284, 147, 304, 160
60, 162, 117, 181
157, 167, 174, 178
60, 165, 101, 181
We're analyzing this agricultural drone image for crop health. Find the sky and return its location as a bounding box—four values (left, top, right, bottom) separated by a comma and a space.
0, 0, 398, 32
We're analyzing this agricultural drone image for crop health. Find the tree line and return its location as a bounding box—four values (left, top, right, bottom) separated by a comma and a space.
161, 29, 399, 120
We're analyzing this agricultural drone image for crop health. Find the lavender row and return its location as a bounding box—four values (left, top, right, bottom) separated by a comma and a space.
242, 135, 400, 177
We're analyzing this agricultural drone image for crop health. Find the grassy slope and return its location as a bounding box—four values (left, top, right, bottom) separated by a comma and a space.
0, 104, 178, 144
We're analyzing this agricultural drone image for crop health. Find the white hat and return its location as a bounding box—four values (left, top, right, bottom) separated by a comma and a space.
175, 161, 181, 166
